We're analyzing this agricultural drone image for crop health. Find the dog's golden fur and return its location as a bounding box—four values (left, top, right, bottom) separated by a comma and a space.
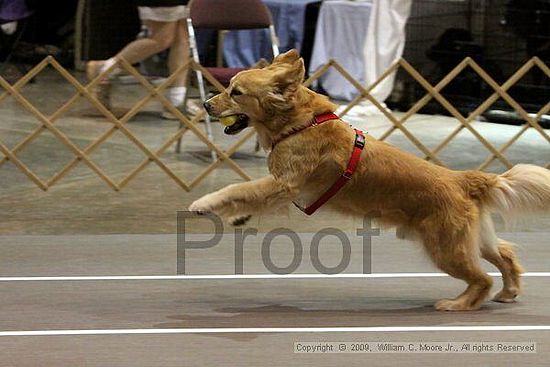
190, 50, 550, 311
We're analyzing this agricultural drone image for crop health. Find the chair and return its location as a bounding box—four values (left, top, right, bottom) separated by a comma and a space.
176, 0, 280, 156
0, 0, 34, 81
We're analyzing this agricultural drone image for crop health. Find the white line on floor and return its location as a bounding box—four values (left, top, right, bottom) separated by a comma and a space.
0, 272, 549, 282
1, 326, 550, 337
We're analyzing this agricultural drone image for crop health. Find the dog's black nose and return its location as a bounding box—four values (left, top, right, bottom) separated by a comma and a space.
203, 101, 212, 113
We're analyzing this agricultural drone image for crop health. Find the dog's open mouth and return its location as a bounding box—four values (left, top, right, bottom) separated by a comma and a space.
220, 114, 249, 135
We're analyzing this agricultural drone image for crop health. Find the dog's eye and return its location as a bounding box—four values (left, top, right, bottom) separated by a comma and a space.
230, 89, 243, 97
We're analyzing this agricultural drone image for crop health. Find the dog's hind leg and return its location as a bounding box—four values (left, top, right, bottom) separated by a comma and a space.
479, 212, 524, 303
422, 223, 493, 311
432, 253, 493, 311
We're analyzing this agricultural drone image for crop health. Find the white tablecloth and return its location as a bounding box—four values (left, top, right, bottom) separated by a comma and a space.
363, 0, 412, 103
309, 0, 372, 101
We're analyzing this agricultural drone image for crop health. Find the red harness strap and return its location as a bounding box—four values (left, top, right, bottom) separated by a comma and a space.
294, 128, 365, 215
271, 112, 366, 216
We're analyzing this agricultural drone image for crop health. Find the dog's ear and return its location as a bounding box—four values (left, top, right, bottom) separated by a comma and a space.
264, 90, 289, 113
273, 58, 305, 93
272, 49, 300, 65
251, 58, 269, 69
264, 58, 305, 113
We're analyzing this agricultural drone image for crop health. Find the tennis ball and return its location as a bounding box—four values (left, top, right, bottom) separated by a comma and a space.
220, 115, 239, 126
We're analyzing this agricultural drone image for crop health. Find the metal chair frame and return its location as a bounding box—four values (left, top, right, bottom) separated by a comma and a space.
176, 0, 280, 158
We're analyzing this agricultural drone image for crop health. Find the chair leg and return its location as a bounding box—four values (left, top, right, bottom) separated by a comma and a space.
204, 114, 216, 161
195, 67, 216, 162
187, 17, 217, 162
175, 75, 192, 154
175, 119, 183, 153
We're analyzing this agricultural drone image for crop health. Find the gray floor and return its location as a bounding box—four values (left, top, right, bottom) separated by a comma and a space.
0, 68, 549, 366
0, 233, 549, 366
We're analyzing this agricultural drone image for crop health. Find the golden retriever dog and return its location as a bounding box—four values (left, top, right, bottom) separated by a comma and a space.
190, 50, 550, 311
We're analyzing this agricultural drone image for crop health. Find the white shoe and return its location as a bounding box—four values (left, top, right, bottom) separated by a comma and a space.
86, 60, 112, 110
161, 100, 204, 120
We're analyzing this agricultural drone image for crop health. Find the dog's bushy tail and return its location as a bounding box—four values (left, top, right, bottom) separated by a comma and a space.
483, 164, 550, 220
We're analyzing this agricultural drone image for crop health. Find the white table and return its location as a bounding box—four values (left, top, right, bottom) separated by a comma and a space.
309, 0, 373, 101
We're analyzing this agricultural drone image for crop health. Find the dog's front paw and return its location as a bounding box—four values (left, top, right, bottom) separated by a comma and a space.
189, 194, 219, 214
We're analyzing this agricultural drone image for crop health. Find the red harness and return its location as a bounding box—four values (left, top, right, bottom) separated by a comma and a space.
272, 112, 366, 216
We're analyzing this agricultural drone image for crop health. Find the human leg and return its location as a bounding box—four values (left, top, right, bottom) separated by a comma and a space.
87, 20, 177, 108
